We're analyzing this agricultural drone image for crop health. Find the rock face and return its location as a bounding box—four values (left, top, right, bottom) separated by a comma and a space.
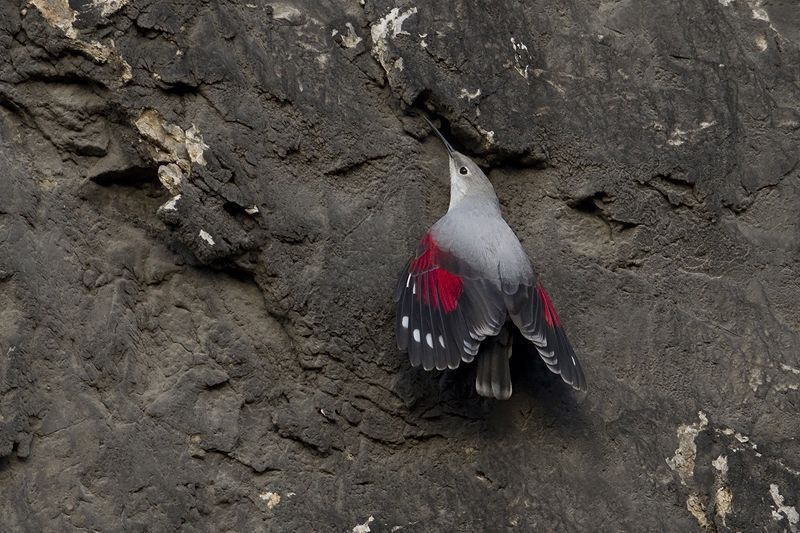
1, 0, 799, 531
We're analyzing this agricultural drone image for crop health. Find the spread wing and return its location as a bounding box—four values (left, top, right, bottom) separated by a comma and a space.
395, 233, 506, 371
506, 280, 587, 391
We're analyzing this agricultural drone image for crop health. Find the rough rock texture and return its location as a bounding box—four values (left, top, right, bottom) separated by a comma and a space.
1, 0, 799, 531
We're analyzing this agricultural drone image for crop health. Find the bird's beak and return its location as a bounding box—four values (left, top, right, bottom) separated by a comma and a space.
422, 116, 455, 155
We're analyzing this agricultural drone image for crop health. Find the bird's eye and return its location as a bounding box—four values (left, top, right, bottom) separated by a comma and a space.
459, 166, 468, 175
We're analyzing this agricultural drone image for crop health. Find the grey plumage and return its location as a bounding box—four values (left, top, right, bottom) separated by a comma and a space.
475, 322, 513, 400
395, 118, 587, 399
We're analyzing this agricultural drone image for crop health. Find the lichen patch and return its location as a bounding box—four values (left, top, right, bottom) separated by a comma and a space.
770, 484, 799, 531
92, 0, 127, 17
134, 110, 209, 197
666, 411, 708, 485
712, 455, 732, 525
258, 490, 281, 509
370, 7, 418, 74
160, 194, 181, 212
199, 230, 215, 246
352, 515, 374, 533
29, 0, 132, 82
29, 0, 77, 38
340, 22, 363, 48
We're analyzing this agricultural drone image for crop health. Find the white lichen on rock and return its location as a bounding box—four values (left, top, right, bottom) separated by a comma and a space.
352, 515, 374, 533
666, 410, 708, 485
160, 194, 181, 212
712, 455, 732, 525
667, 120, 716, 146
751, 7, 769, 22
477, 126, 495, 144
258, 491, 281, 509
371, 7, 417, 40
92, 0, 127, 17
781, 363, 800, 375
29, 0, 77, 38
134, 110, 209, 196
459, 88, 481, 102
29, 0, 132, 82
510, 37, 531, 80
370, 7, 418, 74
686, 493, 710, 529
340, 22, 363, 48
770, 484, 799, 531
184, 125, 209, 166
667, 128, 687, 146
199, 230, 215, 246
157, 164, 184, 195
271, 4, 303, 24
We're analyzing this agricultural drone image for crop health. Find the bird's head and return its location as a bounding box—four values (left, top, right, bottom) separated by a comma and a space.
423, 117, 498, 210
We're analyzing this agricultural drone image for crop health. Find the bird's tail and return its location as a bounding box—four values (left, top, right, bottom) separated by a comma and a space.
475, 322, 513, 400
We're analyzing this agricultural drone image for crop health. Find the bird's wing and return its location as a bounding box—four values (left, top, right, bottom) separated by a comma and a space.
505, 279, 587, 391
395, 233, 506, 371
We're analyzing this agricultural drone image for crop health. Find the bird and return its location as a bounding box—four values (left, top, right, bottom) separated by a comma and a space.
394, 117, 587, 399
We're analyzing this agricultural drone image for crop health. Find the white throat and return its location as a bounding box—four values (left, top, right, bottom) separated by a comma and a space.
447, 157, 467, 211
448, 175, 468, 211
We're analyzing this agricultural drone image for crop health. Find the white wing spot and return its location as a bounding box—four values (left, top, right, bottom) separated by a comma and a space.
425, 333, 433, 348
571, 356, 576, 365
438, 335, 445, 348
402, 316, 409, 328
412, 283, 416, 295
413, 329, 420, 342
406, 274, 412, 288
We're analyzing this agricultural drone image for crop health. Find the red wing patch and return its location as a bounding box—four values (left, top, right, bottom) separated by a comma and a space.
509, 279, 586, 391
410, 234, 463, 313
395, 231, 506, 372
535, 281, 561, 328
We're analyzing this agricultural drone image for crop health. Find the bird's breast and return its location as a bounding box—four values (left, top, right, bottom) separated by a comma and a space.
431, 208, 533, 283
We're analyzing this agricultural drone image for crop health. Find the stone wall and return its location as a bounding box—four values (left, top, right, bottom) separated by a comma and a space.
1, 1, 798, 531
